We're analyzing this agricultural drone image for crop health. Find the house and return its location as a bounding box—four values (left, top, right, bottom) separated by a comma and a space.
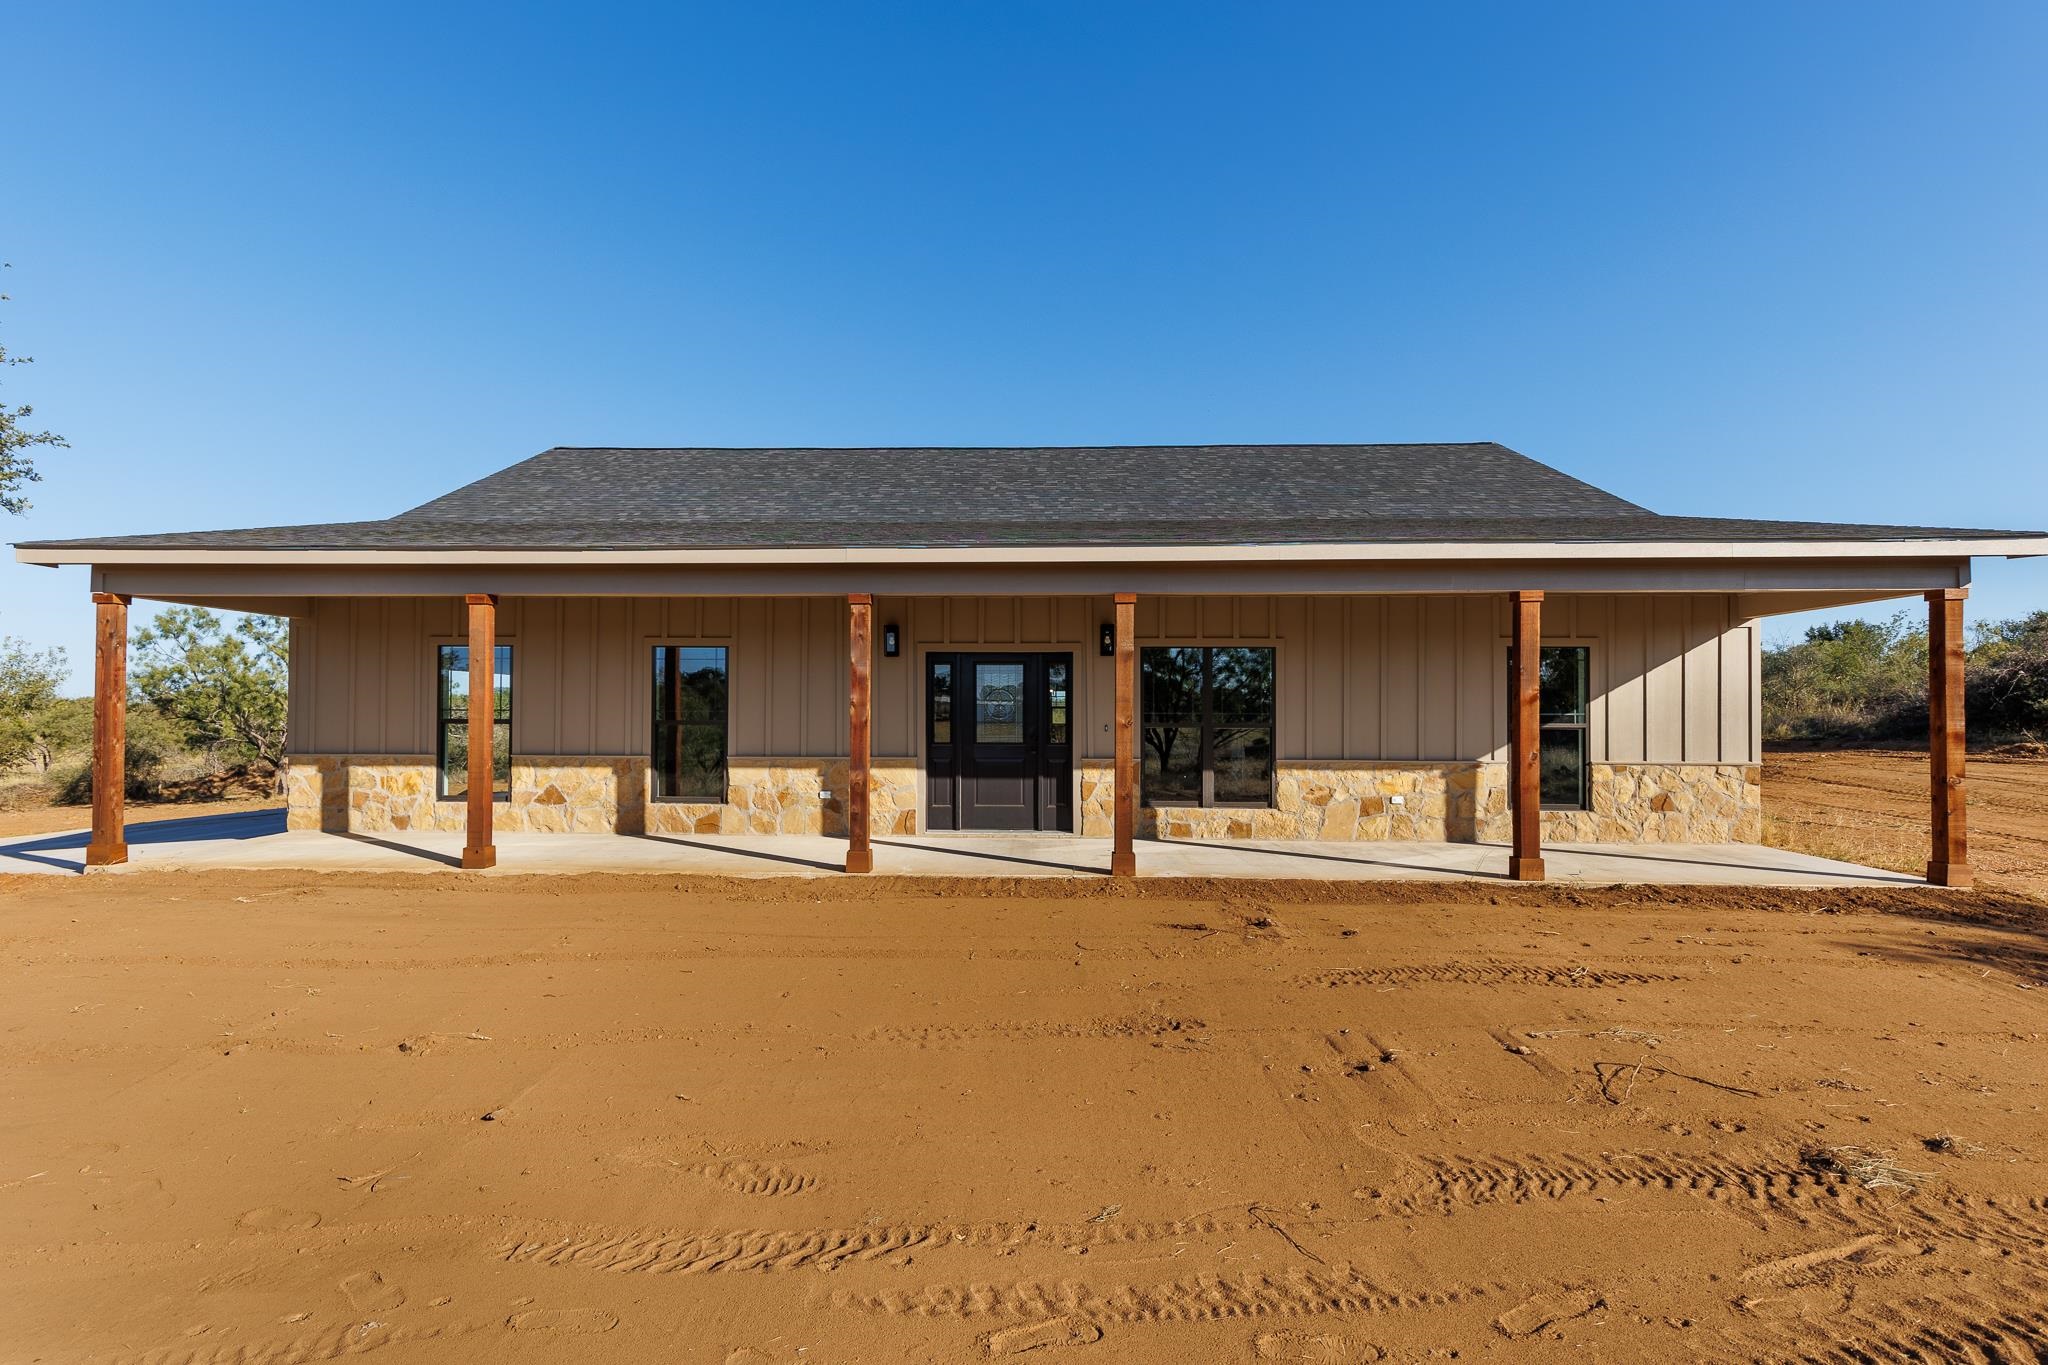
16, 444, 2044, 883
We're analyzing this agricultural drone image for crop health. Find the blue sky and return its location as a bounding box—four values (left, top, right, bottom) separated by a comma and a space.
4, 1, 2044, 690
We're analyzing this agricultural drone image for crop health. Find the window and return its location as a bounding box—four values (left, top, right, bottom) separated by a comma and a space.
1507, 645, 1590, 810
974, 661, 1026, 742
928, 659, 954, 745
1045, 660, 1069, 746
437, 644, 511, 800
1140, 646, 1275, 807
652, 646, 728, 802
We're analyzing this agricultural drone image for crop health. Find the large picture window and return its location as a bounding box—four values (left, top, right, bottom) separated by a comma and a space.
437, 644, 511, 800
1140, 646, 1275, 807
652, 645, 728, 802
1508, 645, 1590, 811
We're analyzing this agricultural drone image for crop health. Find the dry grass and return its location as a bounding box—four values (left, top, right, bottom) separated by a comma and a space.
1763, 747, 2048, 898
1803, 1145, 1932, 1193
1762, 808, 1924, 877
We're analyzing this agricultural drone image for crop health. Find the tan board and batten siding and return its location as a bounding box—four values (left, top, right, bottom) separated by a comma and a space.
288, 593, 1759, 768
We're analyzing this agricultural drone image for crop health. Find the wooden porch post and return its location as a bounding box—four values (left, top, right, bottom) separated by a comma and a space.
461, 594, 498, 870
845, 594, 874, 873
1508, 590, 1546, 881
86, 592, 130, 867
1926, 587, 1971, 888
1111, 592, 1137, 878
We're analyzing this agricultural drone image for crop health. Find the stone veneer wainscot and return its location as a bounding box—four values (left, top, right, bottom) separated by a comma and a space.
1081, 761, 1759, 844
286, 755, 920, 837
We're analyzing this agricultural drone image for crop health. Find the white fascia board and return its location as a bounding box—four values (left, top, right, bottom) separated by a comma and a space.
11, 537, 2046, 568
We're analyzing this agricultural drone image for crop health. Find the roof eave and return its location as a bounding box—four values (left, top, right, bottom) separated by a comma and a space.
14, 537, 2046, 569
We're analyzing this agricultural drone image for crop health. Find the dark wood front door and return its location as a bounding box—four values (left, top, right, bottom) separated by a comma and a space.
925, 653, 1073, 832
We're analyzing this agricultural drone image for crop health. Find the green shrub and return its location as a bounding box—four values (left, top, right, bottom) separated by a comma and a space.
51, 702, 189, 804
1763, 608, 2048, 744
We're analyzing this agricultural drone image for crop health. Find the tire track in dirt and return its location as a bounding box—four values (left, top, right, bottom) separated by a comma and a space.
859, 1014, 1208, 1046
31, 944, 1150, 971
496, 1212, 1251, 1276
1383, 1151, 2048, 1262
691, 1161, 817, 1197
1711, 1271, 2048, 1363
1299, 962, 1686, 990
90, 1315, 489, 1365
1381, 1151, 1855, 1219
830, 1266, 1499, 1326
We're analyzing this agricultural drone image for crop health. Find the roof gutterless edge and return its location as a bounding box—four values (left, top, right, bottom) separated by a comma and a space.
12, 444, 2047, 561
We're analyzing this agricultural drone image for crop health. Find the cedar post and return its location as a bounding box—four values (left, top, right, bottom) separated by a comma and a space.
1110, 592, 1138, 878
845, 593, 874, 873
86, 592, 131, 867
461, 594, 498, 870
1508, 591, 1546, 881
1926, 587, 1971, 888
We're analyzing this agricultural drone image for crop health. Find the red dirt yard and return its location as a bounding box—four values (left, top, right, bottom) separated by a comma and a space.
4, 869, 2047, 1363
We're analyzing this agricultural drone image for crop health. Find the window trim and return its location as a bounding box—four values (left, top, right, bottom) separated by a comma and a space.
435, 642, 513, 802
1505, 642, 1593, 813
649, 641, 732, 805
1139, 643, 1277, 810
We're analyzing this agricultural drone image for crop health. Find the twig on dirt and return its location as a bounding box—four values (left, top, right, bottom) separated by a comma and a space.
337, 1150, 421, 1190
1248, 1204, 1324, 1265
1088, 1204, 1122, 1223
1597, 1060, 1761, 1104
1619, 1054, 1649, 1103
1596, 1026, 1669, 1048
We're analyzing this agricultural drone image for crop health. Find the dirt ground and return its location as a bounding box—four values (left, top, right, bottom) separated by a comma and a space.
1764, 747, 2048, 900
0, 796, 283, 840
4, 871, 2047, 1363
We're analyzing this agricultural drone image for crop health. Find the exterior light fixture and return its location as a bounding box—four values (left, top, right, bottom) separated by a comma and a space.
882, 623, 901, 658
1099, 622, 1116, 657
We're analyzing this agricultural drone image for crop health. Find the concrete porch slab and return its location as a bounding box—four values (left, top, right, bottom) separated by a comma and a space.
0, 809, 1923, 886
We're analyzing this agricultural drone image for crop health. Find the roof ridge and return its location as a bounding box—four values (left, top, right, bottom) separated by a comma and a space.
528, 441, 1511, 453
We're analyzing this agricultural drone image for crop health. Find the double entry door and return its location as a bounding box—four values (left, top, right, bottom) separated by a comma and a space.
925, 652, 1074, 832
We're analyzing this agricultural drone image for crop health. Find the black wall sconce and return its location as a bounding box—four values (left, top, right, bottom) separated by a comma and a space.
1099, 622, 1115, 657
882, 623, 901, 658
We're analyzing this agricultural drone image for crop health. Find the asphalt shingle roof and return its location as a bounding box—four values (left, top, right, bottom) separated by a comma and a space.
17, 444, 2042, 552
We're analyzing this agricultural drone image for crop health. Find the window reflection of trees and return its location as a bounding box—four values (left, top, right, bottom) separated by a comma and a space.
1141, 646, 1275, 807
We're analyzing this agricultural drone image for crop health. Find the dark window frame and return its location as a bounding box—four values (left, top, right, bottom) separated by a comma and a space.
1506, 644, 1592, 812
650, 644, 730, 804
436, 643, 512, 801
1139, 645, 1276, 810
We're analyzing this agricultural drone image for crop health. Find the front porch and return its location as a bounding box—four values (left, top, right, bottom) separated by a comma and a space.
59, 584, 1980, 887
0, 807, 1921, 885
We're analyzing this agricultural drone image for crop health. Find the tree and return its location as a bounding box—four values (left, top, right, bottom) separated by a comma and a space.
0, 636, 68, 768
1968, 609, 2048, 740
0, 264, 67, 515
1761, 610, 1927, 740
131, 608, 289, 785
